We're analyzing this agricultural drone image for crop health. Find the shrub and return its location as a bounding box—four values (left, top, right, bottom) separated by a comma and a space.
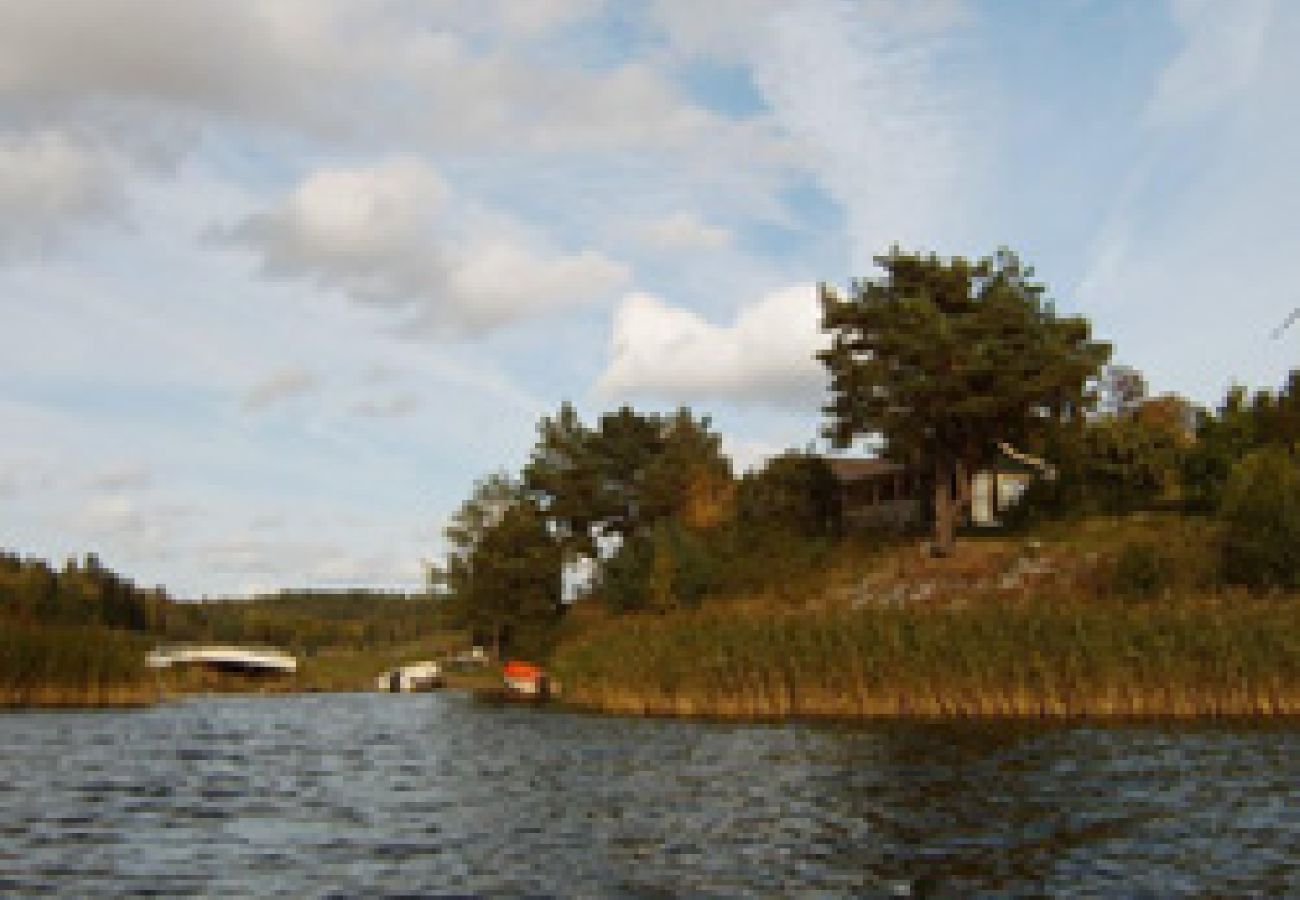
1111, 540, 1167, 598
1219, 446, 1300, 590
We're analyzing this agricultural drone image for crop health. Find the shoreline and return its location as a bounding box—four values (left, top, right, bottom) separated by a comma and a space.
554, 691, 1300, 721
6, 682, 1300, 721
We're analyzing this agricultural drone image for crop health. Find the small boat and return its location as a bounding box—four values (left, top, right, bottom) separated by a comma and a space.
375, 661, 443, 693
502, 660, 548, 697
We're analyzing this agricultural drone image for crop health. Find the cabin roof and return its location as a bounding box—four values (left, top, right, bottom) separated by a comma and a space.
826, 457, 907, 483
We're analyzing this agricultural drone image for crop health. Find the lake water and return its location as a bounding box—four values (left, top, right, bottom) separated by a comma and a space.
1, 694, 1297, 896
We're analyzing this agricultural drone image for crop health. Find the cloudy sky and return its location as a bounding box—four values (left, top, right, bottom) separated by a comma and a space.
3, 0, 1297, 597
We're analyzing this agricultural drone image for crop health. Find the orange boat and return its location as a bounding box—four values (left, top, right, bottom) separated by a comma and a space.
502, 660, 548, 697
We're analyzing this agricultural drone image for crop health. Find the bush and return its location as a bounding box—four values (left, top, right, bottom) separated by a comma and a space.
1219, 446, 1300, 590
1111, 541, 1168, 598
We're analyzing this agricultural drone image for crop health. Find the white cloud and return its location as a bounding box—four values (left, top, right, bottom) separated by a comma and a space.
635, 211, 732, 252
76, 493, 148, 534
241, 367, 320, 413
0, 3, 721, 155
596, 284, 824, 406
651, 0, 966, 64
1074, 0, 1300, 402
86, 463, 154, 492
70, 491, 195, 561
350, 393, 421, 419
757, 4, 969, 259
0, 2, 383, 129
0, 131, 121, 253
652, 0, 973, 260
723, 436, 792, 474
231, 157, 630, 335
1146, 0, 1272, 126
196, 533, 421, 588
493, 0, 605, 37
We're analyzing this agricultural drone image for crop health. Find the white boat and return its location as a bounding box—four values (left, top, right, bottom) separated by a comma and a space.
376, 661, 442, 692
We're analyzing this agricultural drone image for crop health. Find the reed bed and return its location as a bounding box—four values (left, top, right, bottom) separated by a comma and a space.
551, 597, 1300, 719
0, 621, 158, 708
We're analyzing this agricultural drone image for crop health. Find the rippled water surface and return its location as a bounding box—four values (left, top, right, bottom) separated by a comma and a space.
1, 694, 1298, 896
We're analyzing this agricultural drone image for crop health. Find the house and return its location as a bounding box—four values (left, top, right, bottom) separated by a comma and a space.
829, 444, 1053, 530
826, 457, 925, 529
969, 444, 1055, 527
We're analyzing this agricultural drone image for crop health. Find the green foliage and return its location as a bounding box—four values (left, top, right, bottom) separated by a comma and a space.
597, 520, 725, 614
1219, 446, 1300, 591
1074, 412, 1186, 513
444, 493, 563, 659
1009, 387, 1195, 523
1182, 373, 1300, 513
820, 247, 1110, 552
164, 589, 444, 651
1182, 386, 1260, 512
524, 403, 731, 555
0, 550, 171, 632
736, 450, 841, 539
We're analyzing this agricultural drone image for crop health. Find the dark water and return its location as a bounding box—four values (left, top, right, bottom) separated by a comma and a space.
1, 695, 1297, 897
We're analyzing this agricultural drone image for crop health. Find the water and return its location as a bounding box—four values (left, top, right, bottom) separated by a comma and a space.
1, 694, 1297, 896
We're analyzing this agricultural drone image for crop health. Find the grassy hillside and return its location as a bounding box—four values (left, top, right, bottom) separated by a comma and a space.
551, 516, 1300, 719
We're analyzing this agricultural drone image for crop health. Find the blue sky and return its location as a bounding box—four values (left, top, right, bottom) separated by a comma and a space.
2, 0, 1297, 597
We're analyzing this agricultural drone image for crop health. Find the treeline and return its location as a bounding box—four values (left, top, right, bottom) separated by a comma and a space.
0, 551, 170, 633
0, 550, 443, 651
165, 589, 446, 652
1018, 366, 1300, 591
439, 403, 851, 658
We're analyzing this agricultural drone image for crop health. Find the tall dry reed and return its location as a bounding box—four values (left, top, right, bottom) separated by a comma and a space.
0, 620, 157, 708
551, 597, 1300, 718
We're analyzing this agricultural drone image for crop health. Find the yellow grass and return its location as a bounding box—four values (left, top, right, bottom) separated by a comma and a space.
552, 593, 1300, 720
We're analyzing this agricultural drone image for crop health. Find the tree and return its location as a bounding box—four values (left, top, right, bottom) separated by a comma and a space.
440, 473, 563, 658
524, 404, 732, 554
1182, 369, 1300, 512
736, 450, 841, 539
447, 496, 563, 659
1219, 446, 1300, 590
819, 247, 1110, 554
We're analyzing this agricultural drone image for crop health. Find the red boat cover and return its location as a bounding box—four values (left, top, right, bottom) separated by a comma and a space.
503, 660, 542, 680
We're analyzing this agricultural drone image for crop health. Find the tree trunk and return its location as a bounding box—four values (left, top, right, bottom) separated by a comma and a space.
932, 459, 956, 557
955, 458, 971, 526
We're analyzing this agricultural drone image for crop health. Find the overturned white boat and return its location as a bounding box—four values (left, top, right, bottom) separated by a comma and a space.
146, 645, 297, 675
375, 661, 442, 692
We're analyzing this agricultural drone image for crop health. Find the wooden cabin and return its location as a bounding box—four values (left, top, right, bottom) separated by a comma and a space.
826, 457, 924, 529
828, 444, 1053, 531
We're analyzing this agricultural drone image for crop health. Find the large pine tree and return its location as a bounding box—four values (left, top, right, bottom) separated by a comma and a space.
819, 247, 1110, 554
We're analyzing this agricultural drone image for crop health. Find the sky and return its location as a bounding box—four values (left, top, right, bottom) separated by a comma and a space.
2, 0, 1298, 598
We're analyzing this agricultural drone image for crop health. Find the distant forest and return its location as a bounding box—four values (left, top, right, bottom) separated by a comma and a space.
0, 551, 443, 652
